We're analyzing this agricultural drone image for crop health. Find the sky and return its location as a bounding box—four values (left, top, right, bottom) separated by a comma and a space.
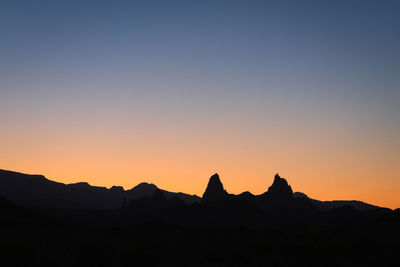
1, 0, 399, 208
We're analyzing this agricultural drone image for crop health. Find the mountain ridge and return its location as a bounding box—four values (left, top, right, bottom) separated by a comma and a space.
0, 169, 201, 209
0, 169, 390, 211
293, 191, 382, 211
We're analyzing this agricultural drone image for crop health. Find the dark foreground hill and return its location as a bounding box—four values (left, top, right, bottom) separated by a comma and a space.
1, 214, 399, 267
0, 169, 398, 266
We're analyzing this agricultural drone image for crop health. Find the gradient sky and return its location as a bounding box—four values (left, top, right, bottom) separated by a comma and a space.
1, 0, 399, 208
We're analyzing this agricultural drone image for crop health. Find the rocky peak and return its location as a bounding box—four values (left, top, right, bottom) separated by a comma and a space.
265, 173, 293, 201
202, 173, 228, 203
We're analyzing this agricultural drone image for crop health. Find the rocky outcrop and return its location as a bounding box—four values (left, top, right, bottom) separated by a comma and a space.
202, 173, 229, 203
263, 174, 293, 201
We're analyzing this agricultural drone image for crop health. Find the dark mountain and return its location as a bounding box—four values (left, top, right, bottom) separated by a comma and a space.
0, 195, 31, 218
127, 189, 186, 212
1, 168, 389, 216
378, 208, 400, 223
0, 170, 398, 266
293, 191, 380, 211
0, 169, 200, 209
261, 173, 293, 201
185, 173, 316, 229
202, 173, 229, 203
248, 174, 319, 226
236, 191, 256, 201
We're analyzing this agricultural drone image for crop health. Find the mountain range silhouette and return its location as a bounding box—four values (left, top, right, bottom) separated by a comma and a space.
0, 168, 399, 266
0, 169, 381, 212
0, 169, 200, 209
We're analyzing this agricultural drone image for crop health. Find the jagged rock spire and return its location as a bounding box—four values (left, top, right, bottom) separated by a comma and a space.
202, 173, 228, 203
265, 173, 293, 201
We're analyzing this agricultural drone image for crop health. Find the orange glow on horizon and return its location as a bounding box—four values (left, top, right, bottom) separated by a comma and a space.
1, 91, 399, 209
1, 122, 398, 209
